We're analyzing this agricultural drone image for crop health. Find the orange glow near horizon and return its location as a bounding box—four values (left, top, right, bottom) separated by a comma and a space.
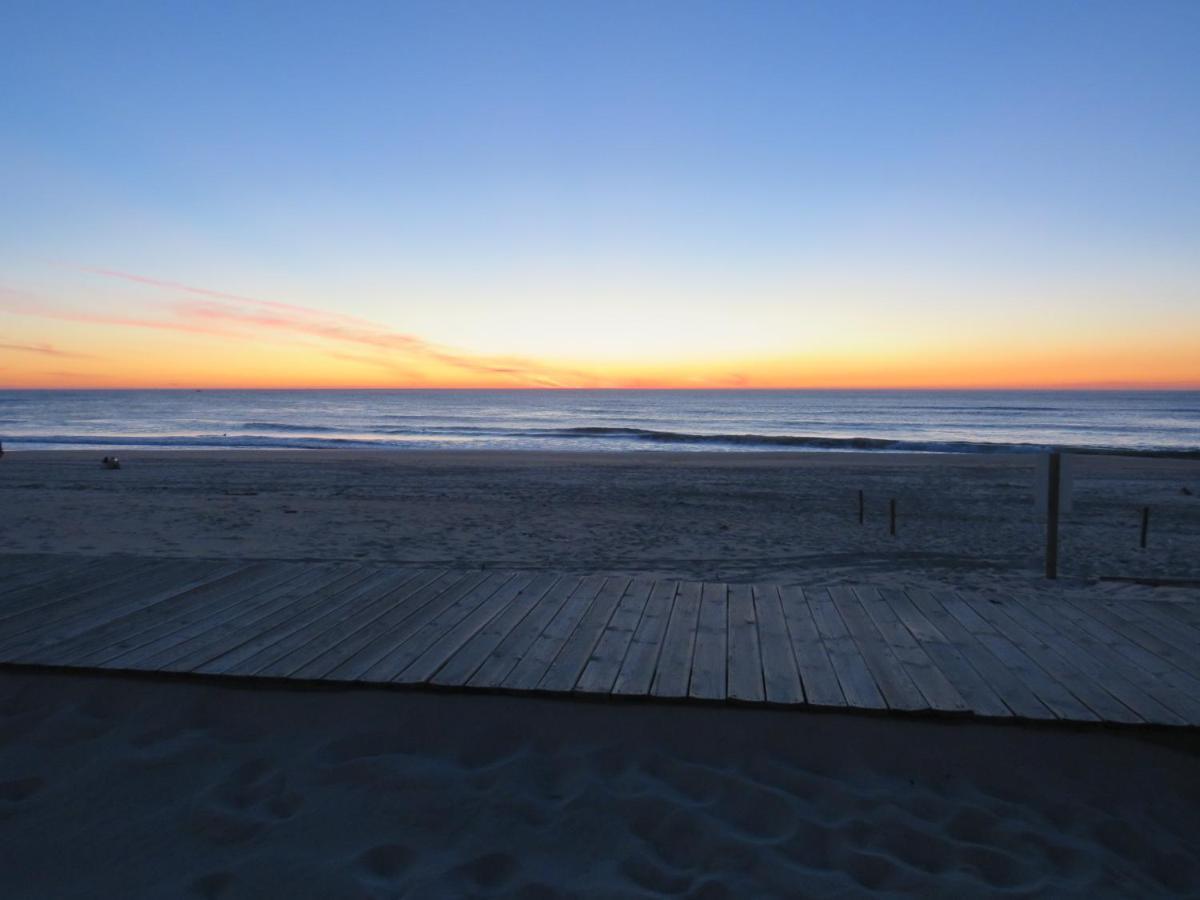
2, 269, 1198, 391
5, 4, 1200, 395
2, 331, 1198, 391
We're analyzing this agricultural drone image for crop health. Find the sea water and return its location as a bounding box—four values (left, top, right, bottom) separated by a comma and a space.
0, 390, 1196, 456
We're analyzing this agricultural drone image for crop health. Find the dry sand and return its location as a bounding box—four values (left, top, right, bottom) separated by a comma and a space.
2, 449, 1199, 897
1, 670, 1198, 899
0, 449, 1197, 596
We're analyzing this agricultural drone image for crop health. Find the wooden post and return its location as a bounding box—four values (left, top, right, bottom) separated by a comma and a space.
858, 490, 864, 525
889, 498, 896, 536
1045, 451, 1060, 579
1140, 506, 1150, 549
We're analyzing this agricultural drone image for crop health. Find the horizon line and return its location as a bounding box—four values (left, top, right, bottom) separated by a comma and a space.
2, 384, 1198, 392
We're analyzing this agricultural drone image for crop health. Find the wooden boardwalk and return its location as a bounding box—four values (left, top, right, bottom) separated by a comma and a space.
2, 554, 1199, 728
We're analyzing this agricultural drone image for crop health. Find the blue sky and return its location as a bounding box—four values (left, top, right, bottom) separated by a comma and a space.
1, 1, 1198, 387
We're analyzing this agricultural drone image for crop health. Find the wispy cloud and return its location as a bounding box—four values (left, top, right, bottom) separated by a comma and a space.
0, 339, 93, 359
6, 271, 600, 387
74, 266, 378, 327
323, 350, 424, 381
0, 287, 239, 337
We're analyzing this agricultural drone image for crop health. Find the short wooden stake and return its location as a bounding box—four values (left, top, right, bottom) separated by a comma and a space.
1140, 506, 1150, 549
889, 498, 896, 536
1045, 452, 1060, 579
858, 490, 864, 525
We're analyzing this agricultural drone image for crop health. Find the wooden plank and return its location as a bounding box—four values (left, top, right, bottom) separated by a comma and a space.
363, 571, 517, 683
1045, 597, 1200, 722
650, 581, 703, 699
324, 571, 490, 681
827, 587, 926, 712
18, 562, 308, 666
1006, 595, 1190, 726
878, 588, 1014, 718
1087, 599, 1200, 677
199, 567, 421, 677
0, 558, 183, 635
0, 555, 58, 580
394, 572, 540, 684
0, 559, 142, 622
1151, 597, 1200, 630
502, 575, 607, 691
688, 582, 728, 701
157, 565, 378, 672
828, 587, 926, 711
726, 584, 764, 702
851, 587, 968, 713
750, 585, 803, 705
932, 591, 1099, 722
216, 567, 437, 678
468, 576, 582, 689
9, 549, 1194, 730
0, 557, 167, 627
803, 587, 885, 710
431, 573, 563, 687
104, 563, 357, 670
231, 567, 436, 678
954, 591, 1141, 724
333, 571, 496, 681
1092, 598, 1200, 665
777, 586, 845, 707
904, 589, 1050, 720
538, 576, 631, 693
252, 568, 443, 679
0, 556, 114, 601
0, 560, 241, 659
575, 577, 654, 695
140, 564, 369, 672
611, 580, 677, 697
0, 554, 154, 594
287, 569, 460, 679
1153, 606, 1200, 652
0, 553, 53, 567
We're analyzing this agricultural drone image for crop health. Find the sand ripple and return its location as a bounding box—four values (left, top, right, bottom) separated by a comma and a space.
1, 671, 1198, 898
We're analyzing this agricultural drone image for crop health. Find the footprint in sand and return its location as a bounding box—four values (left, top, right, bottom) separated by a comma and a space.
0, 776, 46, 824
619, 852, 693, 895
191, 870, 235, 899
453, 851, 519, 891
32, 709, 110, 745
357, 843, 413, 887
0, 775, 45, 805
187, 759, 304, 846
130, 722, 187, 748
129, 724, 213, 766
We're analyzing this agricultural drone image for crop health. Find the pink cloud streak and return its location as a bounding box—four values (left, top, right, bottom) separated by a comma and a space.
0, 339, 93, 359
7, 271, 598, 387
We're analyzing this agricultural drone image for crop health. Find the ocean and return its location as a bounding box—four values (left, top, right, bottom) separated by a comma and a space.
0, 390, 1197, 456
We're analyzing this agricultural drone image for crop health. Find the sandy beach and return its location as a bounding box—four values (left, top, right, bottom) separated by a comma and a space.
6, 0, 1198, 893
0, 449, 1197, 594
2, 670, 1198, 899
2, 449, 1199, 897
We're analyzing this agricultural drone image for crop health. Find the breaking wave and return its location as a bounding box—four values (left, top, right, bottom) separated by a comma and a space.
5, 426, 1198, 457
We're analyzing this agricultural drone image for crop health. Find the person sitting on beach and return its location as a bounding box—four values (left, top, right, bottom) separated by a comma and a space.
101, 456, 121, 469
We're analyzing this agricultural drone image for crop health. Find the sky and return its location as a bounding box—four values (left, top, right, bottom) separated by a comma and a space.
1, 0, 1198, 389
